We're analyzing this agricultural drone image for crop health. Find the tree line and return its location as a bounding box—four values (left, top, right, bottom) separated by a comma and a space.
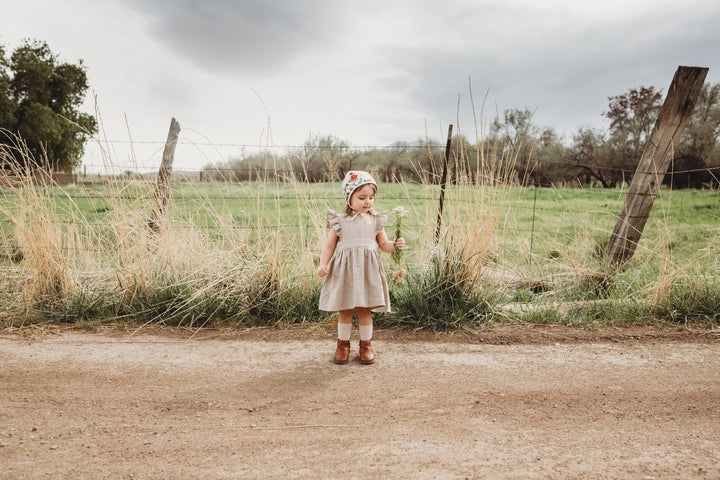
205, 83, 720, 189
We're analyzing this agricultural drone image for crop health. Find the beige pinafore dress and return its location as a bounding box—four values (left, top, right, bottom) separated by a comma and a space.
318, 210, 391, 313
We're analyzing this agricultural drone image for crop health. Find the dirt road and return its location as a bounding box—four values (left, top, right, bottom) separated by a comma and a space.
1, 325, 719, 479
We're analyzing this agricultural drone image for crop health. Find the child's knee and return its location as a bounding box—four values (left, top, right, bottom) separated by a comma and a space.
356, 307, 373, 323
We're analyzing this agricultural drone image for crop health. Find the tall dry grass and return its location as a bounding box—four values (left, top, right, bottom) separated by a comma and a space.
0, 129, 319, 327
0, 137, 77, 312
382, 93, 521, 330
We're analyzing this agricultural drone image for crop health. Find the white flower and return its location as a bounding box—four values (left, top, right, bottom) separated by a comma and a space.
392, 206, 409, 218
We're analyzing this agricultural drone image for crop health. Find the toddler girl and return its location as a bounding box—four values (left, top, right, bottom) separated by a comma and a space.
318, 170, 405, 364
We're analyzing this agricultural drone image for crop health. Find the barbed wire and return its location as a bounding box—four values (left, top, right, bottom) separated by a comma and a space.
89, 139, 430, 150
75, 160, 720, 177
1, 211, 717, 232
82, 139, 720, 174
2, 189, 717, 209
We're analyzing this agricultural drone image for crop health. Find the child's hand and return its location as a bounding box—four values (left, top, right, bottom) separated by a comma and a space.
394, 237, 406, 251
318, 265, 330, 277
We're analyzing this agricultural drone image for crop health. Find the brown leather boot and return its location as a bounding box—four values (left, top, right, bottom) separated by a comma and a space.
359, 340, 375, 364
334, 340, 350, 364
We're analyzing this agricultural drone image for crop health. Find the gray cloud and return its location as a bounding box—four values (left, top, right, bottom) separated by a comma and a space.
123, 0, 344, 75
373, 2, 720, 138
113, 0, 719, 144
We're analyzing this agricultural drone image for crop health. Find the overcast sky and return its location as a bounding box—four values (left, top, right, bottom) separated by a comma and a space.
2, 0, 719, 173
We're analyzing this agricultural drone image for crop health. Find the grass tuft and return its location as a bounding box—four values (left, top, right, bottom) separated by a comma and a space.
383, 244, 498, 331
652, 275, 720, 324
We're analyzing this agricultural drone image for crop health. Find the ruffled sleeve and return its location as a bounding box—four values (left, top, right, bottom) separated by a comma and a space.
374, 211, 388, 233
327, 210, 342, 237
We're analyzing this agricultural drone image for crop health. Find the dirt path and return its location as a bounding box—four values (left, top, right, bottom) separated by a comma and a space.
1, 325, 719, 479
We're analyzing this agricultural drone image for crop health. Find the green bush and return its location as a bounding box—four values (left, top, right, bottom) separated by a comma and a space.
382, 246, 498, 331
653, 277, 720, 324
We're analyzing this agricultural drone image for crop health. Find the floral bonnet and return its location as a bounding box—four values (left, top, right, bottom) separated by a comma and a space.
342, 170, 377, 205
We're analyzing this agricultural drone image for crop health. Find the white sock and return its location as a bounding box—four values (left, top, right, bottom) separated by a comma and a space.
359, 324, 373, 341
337, 322, 352, 341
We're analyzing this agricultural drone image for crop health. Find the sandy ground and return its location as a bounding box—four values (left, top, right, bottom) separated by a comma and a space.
1, 324, 719, 479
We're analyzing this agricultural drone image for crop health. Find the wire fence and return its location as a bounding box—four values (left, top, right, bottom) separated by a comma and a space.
74, 133, 720, 180
1, 178, 718, 256
76, 160, 720, 178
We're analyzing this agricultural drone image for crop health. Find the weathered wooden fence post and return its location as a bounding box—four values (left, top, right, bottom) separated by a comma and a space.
605, 66, 708, 267
435, 124, 453, 243
148, 117, 181, 235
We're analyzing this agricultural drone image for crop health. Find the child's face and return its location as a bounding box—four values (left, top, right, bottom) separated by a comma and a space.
349, 184, 375, 214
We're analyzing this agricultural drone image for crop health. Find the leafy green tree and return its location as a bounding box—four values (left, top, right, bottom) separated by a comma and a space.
0, 39, 96, 172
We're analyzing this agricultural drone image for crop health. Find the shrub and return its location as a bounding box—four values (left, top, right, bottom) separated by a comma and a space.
382, 245, 498, 331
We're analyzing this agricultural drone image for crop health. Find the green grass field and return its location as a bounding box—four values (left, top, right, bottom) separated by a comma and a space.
1, 179, 719, 330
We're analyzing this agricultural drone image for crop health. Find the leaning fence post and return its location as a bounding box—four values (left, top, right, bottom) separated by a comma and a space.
435, 124, 453, 243
148, 117, 181, 235
605, 66, 708, 267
